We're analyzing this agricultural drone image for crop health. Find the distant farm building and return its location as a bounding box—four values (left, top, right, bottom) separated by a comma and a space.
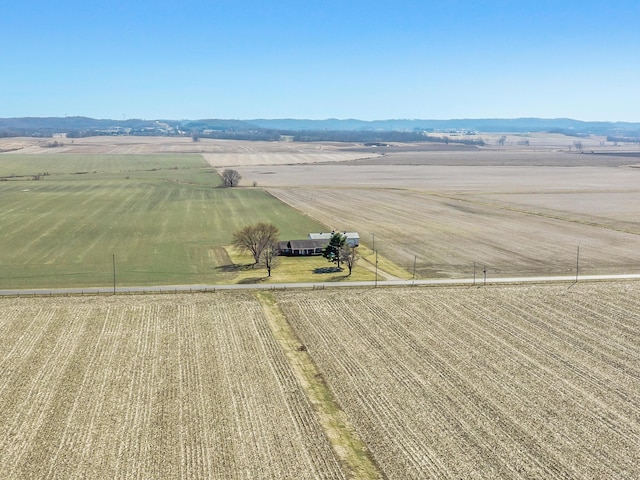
308, 232, 360, 247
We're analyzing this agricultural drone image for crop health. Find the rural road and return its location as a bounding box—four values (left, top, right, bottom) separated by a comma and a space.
2, 273, 640, 297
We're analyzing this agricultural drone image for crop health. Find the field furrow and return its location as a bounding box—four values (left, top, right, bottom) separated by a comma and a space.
0, 294, 347, 478
277, 282, 640, 479
2, 282, 637, 479
1, 302, 87, 478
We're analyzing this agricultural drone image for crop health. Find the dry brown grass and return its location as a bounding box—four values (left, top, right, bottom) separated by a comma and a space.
267, 180, 640, 278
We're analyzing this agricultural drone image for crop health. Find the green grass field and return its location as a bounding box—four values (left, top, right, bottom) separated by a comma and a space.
0, 154, 328, 288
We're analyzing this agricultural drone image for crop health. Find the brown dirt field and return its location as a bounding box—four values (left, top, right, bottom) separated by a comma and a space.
268, 183, 640, 278
278, 282, 640, 479
0, 136, 381, 164
2, 282, 637, 479
208, 138, 640, 279
0, 294, 345, 479
0, 137, 41, 153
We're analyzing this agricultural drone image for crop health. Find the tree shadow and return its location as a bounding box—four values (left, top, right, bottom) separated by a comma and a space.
214, 264, 238, 273
325, 274, 351, 282
313, 266, 344, 274
214, 263, 254, 273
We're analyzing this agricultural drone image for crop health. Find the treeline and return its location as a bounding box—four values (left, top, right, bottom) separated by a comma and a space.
0, 124, 485, 145
607, 135, 640, 144
281, 130, 485, 145
0, 129, 42, 138
195, 129, 485, 145
3, 116, 639, 145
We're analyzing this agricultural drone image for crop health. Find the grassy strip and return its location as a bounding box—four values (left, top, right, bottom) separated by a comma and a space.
357, 245, 413, 280
256, 291, 382, 479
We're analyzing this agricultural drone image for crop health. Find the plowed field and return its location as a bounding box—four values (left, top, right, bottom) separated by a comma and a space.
277, 282, 640, 479
0, 294, 344, 479
1, 281, 638, 479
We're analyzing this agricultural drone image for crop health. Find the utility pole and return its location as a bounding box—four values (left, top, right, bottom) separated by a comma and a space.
473, 262, 476, 286
112, 254, 116, 295
575, 246, 580, 283
483, 265, 487, 286
412, 255, 417, 281
375, 250, 378, 287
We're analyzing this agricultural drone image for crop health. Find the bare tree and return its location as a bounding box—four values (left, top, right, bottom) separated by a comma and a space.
497, 135, 507, 146
262, 243, 279, 277
340, 243, 359, 276
221, 169, 241, 187
232, 223, 279, 265
573, 141, 584, 152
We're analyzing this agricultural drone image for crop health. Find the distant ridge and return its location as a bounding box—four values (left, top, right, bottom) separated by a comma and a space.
246, 117, 640, 133
1, 116, 639, 139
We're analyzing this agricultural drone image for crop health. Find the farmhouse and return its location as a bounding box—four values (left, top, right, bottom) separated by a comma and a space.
279, 231, 360, 256
278, 239, 326, 256
309, 231, 360, 247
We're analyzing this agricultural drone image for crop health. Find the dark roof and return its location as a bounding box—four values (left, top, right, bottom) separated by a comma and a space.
288, 239, 325, 250
278, 241, 291, 250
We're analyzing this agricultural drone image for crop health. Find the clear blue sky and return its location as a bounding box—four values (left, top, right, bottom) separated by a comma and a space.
2, 0, 639, 121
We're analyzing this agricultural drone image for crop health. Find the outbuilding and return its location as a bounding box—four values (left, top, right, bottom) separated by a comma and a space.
308, 231, 360, 247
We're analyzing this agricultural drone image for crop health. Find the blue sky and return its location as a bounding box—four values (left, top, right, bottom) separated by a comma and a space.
2, 0, 639, 121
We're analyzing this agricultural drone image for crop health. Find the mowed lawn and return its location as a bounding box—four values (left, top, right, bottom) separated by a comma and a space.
0, 154, 326, 288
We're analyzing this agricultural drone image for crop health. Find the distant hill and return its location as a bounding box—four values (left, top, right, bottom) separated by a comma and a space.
1, 116, 639, 141
247, 117, 640, 134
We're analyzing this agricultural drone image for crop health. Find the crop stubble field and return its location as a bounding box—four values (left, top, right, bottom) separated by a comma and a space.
1, 281, 638, 479
277, 282, 640, 479
0, 293, 345, 479
238, 147, 640, 278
